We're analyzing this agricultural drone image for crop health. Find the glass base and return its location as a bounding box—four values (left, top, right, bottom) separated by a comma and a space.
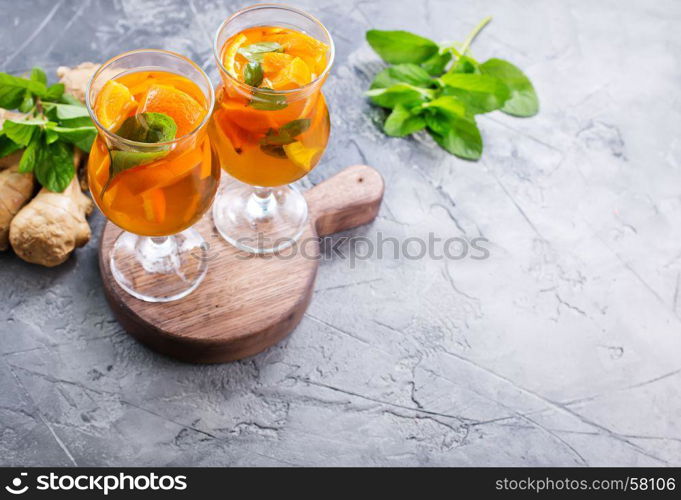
212, 179, 308, 254
110, 228, 208, 302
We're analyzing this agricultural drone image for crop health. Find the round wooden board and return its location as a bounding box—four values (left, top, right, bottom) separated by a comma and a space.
99, 165, 384, 363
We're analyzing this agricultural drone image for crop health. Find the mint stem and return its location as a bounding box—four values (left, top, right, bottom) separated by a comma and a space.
459, 16, 492, 56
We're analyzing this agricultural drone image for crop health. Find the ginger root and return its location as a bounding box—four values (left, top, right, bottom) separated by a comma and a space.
0, 163, 35, 250
9, 151, 93, 267
57, 62, 99, 103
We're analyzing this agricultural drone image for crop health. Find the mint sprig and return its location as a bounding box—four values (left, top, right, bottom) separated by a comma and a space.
101, 112, 178, 196
365, 17, 538, 160
0, 66, 96, 192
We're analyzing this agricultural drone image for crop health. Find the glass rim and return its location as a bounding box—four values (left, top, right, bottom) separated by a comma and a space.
85, 49, 215, 148
212, 3, 335, 96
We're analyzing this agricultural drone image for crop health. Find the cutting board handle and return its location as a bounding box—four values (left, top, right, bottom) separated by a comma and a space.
305, 164, 384, 237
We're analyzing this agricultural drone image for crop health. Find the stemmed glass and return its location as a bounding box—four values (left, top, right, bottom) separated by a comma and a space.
210, 4, 335, 253
86, 50, 219, 302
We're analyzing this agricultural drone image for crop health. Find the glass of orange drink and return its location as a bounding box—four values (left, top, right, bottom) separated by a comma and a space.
86, 50, 219, 302
210, 4, 334, 253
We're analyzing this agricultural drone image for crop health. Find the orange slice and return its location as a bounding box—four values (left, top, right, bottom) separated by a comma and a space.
219, 99, 277, 134
139, 84, 206, 136
96, 81, 137, 130
262, 52, 294, 75
222, 33, 248, 79
283, 142, 321, 172
269, 56, 312, 90
142, 189, 166, 223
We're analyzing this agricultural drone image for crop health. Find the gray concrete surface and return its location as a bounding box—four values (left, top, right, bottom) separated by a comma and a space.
1, 0, 681, 466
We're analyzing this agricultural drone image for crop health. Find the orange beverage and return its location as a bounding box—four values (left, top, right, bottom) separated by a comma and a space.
88, 70, 220, 236
210, 25, 331, 187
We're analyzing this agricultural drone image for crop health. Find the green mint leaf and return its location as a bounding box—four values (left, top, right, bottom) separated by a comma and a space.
383, 104, 426, 137
30, 67, 47, 85
34, 140, 75, 192
0, 135, 22, 159
421, 50, 452, 76
449, 55, 479, 74
248, 90, 288, 111
366, 83, 435, 109
44, 123, 59, 144
51, 125, 97, 152
116, 113, 177, 143
260, 144, 287, 159
366, 30, 439, 64
42, 102, 90, 120
426, 112, 482, 160
279, 118, 311, 139
45, 83, 65, 101
370, 64, 433, 89
110, 150, 167, 174
440, 73, 509, 96
238, 42, 283, 61
18, 90, 34, 113
244, 61, 264, 87
2, 118, 46, 146
479, 58, 538, 117
59, 93, 83, 106
440, 73, 510, 114
260, 118, 311, 146
103, 113, 178, 194
0, 72, 47, 109
19, 132, 43, 173
422, 96, 467, 118
58, 116, 93, 129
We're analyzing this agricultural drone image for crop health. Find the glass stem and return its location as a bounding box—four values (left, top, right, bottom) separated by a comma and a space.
248, 186, 277, 221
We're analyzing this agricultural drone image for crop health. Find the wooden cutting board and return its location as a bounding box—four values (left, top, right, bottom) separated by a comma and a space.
99, 165, 384, 363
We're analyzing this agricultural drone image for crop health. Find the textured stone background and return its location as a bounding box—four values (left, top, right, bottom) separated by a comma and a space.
1, 0, 681, 466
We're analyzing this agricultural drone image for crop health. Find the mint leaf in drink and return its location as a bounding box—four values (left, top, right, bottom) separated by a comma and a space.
383, 104, 426, 137
110, 150, 167, 172
260, 144, 288, 159
238, 42, 283, 62
366, 30, 439, 64
115, 113, 177, 143
259, 118, 311, 157
102, 113, 178, 195
479, 58, 538, 116
248, 90, 288, 111
370, 64, 433, 89
244, 61, 264, 87
366, 83, 435, 109
426, 112, 482, 160
34, 140, 75, 192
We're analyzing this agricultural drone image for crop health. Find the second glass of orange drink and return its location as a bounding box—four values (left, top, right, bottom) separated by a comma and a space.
210, 4, 334, 253
86, 50, 219, 302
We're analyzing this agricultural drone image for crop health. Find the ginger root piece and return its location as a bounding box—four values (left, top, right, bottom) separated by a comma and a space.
0, 163, 35, 250
57, 62, 100, 103
9, 179, 93, 267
